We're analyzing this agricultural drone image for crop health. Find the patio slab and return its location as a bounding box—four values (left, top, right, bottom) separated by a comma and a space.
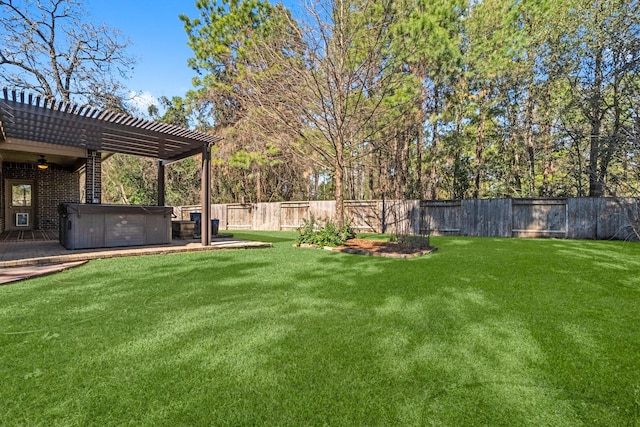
0, 261, 88, 285
0, 237, 272, 270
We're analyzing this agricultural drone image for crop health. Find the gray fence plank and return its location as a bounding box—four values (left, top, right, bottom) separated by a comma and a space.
345, 200, 380, 232
254, 202, 281, 231
309, 201, 336, 223
567, 198, 597, 239
596, 198, 639, 240
280, 202, 309, 230
512, 199, 567, 238
420, 200, 462, 235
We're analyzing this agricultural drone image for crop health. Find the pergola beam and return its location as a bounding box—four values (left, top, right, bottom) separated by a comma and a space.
0, 88, 221, 163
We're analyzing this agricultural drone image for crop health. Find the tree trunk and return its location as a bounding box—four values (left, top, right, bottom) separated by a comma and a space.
474, 107, 486, 199
507, 99, 522, 194
255, 168, 262, 202
525, 88, 535, 195
368, 149, 375, 200
599, 58, 622, 194
428, 85, 441, 200
399, 132, 409, 199
588, 47, 604, 197
415, 126, 423, 199
429, 121, 439, 200
539, 83, 552, 196
335, 142, 345, 228
393, 135, 402, 199
452, 106, 464, 199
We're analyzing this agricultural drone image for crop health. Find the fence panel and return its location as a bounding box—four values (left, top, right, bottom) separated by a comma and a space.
420, 200, 462, 236
309, 201, 336, 222
345, 200, 380, 232
253, 202, 280, 231
461, 199, 511, 237
379, 200, 420, 234
280, 202, 309, 230
567, 198, 597, 239
210, 204, 226, 229
226, 204, 253, 229
597, 198, 639, 240
511, 199, 567, 238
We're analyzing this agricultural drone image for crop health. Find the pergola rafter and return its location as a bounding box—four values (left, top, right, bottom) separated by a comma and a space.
0, 88, 221, 162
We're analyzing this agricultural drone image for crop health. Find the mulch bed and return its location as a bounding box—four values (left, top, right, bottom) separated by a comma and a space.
298, 238, 436, 259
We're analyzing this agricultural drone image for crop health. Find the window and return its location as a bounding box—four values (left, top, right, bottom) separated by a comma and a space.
12, 184, 32, 207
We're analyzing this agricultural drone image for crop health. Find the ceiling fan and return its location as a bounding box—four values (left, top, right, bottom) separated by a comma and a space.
37, 155, 48, 170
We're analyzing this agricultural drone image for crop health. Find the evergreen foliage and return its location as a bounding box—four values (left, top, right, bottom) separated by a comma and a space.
7, 0, 636, 207
176, 0, 640, 207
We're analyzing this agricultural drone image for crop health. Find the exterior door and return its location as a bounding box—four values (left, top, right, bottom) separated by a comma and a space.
5, 180, 36, 231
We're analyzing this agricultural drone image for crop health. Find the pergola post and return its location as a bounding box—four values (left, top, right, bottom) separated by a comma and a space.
85, 149, 102, 204
201, 143, 212, 246
157, 160, 165, 206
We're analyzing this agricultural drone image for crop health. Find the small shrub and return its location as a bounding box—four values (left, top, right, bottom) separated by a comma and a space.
296, 216, 320, 245
387, 200, 431, 249
296, 216, 355, 247
396, 233, 431, 249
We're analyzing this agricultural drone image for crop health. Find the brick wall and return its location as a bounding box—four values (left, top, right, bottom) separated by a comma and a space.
0, 159, 3, 232
1, 162, 80, 231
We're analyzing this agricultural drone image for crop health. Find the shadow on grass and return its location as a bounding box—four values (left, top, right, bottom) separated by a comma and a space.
232, 231, 297, 244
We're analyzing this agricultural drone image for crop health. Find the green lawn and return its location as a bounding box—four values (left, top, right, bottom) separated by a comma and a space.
1, 233, 639, 426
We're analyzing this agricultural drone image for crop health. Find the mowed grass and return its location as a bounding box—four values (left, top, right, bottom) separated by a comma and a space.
1, 232, 639, 426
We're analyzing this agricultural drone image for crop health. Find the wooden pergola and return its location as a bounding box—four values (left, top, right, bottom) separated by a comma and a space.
0, 88, 222, 245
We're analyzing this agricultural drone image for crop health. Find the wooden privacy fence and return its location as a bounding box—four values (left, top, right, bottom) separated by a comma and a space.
174, 198, 639, 241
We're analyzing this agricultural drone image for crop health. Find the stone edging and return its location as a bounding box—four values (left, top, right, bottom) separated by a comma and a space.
295, 243, 437, 259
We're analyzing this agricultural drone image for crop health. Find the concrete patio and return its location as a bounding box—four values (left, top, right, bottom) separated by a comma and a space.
0, 236, 272, 267
0, 236, 272, 284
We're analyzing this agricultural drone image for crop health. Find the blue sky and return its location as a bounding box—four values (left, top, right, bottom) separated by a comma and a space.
85, 0, 302, 115
85, 0, 204, 112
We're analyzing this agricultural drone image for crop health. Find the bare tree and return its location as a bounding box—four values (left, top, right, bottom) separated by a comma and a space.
0, 0, 135, 108
240, 0, 416, 227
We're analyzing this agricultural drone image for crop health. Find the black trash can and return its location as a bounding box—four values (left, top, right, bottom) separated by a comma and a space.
190, 213, 201, 238
191, 213, 219, 237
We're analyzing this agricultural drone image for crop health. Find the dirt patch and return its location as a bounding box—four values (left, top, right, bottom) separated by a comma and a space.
299, 238, 436, 259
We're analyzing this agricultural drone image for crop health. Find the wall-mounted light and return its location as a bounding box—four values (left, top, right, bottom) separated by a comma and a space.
37, 155, 48, 170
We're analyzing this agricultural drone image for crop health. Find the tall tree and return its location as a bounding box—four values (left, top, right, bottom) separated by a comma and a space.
554, 0, 640, 197
391, 0, 466, 199
240, 0, 417, 226
176, 0, 640, 206
184, 0, 417, 224
0, 0, 135, 108
182, 0, 311, 204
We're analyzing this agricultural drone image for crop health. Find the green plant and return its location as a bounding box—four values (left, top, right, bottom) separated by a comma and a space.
295, 216, 319, 245
295, 216, 355, 247
396, 233, 431, 249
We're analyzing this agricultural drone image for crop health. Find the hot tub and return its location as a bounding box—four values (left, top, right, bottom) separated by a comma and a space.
59, 203, 173, 249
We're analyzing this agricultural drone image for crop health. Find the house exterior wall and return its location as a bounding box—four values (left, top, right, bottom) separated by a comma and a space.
1, 162, 80, 231
0, 158, 3, 232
